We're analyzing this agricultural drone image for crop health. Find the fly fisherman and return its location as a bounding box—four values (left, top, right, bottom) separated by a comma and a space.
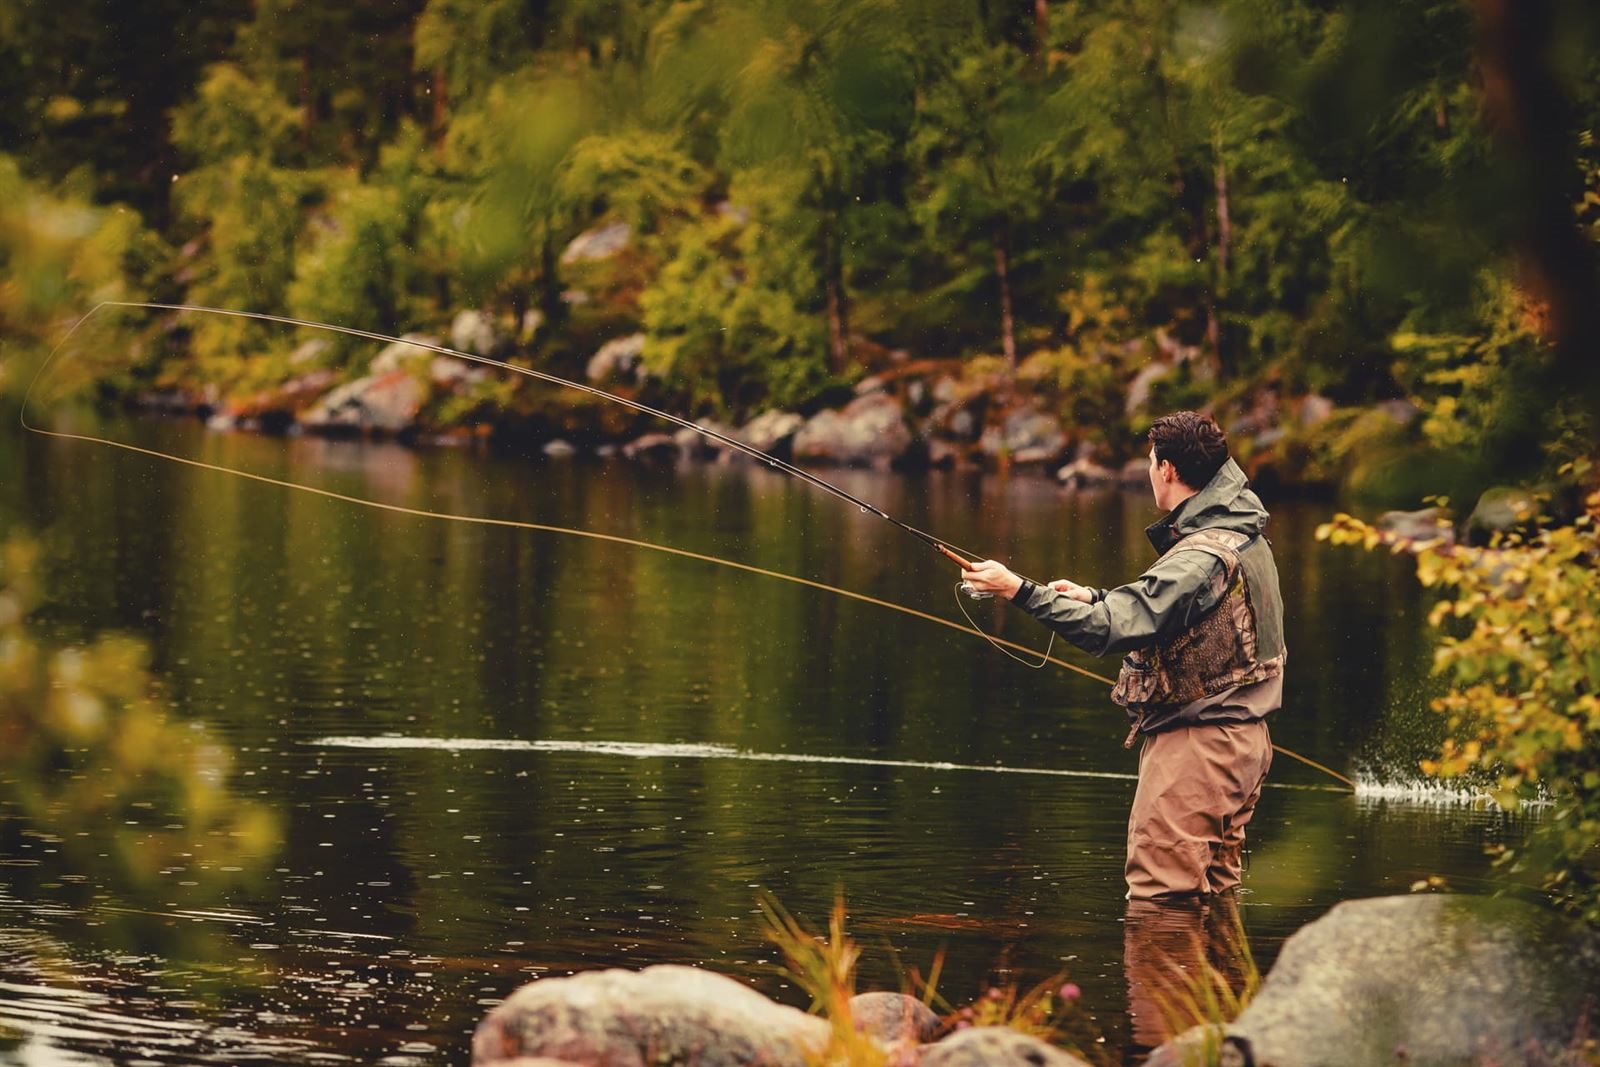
959, 411, 1285, 900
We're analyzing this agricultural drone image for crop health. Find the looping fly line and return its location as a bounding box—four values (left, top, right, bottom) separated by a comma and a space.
22, 301, 1357, 793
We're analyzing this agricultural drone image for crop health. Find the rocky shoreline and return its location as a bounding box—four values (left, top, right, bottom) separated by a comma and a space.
135, 314, 1360, 498
470, 894, 1600, 1067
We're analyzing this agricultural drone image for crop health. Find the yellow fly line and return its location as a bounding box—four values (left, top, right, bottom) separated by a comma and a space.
21, 302, 1358, 794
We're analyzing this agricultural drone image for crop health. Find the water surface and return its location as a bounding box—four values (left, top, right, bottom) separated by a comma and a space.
0, 414, 1529, 1065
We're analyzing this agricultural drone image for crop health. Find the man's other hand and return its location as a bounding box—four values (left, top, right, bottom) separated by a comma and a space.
1048, 579, 1095, 603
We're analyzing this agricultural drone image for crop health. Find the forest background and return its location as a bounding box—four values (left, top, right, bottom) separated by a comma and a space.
1, 0, 1599, 508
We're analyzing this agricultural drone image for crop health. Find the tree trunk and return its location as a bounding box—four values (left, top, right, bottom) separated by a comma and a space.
994, 223, 1018, 370
823, 214, 850, 374
431, 69, 450, 143
1213, 137, 1231, 278
1034, 0, 1049, 45
1474, 0, 1599, 400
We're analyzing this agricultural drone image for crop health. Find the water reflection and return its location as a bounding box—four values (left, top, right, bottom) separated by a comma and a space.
0, 415, 1538, 1065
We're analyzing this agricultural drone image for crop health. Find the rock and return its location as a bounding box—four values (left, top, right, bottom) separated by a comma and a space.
300, 370, 426, 434
848, 992, 939, 1045
622, 433, 679, 461
739, 411, 805, 457
1465, 486, 1541, 544
560, 221, 632, 265
430, 355, 488, 389
1377, 507, 1455, 545
675, 420, 735, 460
919, 1027, 1092, 1067
471, 964, 828, 1067
793, 394, 913, 467
1056, 458, 1117, 491
369, 334, 439, 375
1214, 895, 1600, 1067
981, 409, 1066, 464
451, 309, 507, 358
586, 334, 646, 385
542, 439, 576, 457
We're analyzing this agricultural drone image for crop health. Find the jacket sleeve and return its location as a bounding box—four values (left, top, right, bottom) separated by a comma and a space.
1010, 550, 1228, 658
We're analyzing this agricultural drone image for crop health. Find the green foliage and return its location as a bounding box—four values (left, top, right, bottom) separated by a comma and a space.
639, 203, 829, 419
0, 156, 161, 400
1317, 493, 1600, 922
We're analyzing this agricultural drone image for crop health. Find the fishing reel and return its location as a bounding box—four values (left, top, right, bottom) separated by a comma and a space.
959, 581, 994, 600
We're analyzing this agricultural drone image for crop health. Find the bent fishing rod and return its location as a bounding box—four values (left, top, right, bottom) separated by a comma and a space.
71, 301, 993, 571
25, 302, 1356, 792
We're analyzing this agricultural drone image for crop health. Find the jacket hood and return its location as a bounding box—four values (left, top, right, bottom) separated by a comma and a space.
1146, 457, 1269, 553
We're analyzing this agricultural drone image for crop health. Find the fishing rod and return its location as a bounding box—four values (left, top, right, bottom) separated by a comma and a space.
68, 301, 994, 572
23, 302, 1357, 792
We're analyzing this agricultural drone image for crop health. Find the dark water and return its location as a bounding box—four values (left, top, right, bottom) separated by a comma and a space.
0, 414, 1532, 1065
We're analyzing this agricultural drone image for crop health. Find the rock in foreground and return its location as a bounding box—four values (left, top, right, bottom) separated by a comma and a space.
1158, 895, 1600, 1067
473, 964, 829, 1067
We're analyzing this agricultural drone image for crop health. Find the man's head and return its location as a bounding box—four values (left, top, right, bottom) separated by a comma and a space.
1147, 411, 1228, 510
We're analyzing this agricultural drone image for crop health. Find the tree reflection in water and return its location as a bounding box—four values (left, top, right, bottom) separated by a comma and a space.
0, 533, 282, 956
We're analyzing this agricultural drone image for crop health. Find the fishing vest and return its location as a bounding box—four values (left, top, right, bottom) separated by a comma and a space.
1110, 528, 1285, 729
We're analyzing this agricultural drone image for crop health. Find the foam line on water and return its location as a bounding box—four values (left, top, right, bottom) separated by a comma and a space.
1353, 777, 1549, 809
310, 736, 1345, 791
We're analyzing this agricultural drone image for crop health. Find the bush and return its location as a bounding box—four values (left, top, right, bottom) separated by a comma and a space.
1318, 486, 1600, 921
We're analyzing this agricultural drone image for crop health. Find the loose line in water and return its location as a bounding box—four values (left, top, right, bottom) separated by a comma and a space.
309, 735, 1351, 792
25, 302, 1358, 794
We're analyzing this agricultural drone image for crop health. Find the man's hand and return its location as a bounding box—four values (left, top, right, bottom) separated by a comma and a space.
1048, 578, 1094, 603
960, 559, 1024, 600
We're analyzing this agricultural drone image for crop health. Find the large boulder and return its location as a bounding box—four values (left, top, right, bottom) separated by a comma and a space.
740, 411, 805, 458
451, 309, 505, 357
848, 991, 940, 1045
561, 220, 632, 264
1193, 895, 1600, 1067
979, 409, 1066, 465
369, 335, 440, 375
919, 1027, 1094, 1067
300, 370, 426, 434
793, 394, 913, 467
472, 964, 828, 1067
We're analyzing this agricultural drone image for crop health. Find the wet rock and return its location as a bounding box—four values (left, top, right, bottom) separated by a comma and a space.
848, 992, 940, 1045
980, 409, 1066, 465
1377, 507, 1455, 546
919, 1027, 1093, 1067
471, 964, 828, 1067
560, 220, 632, 264
301, 370, 426, 434
586, 334, 646, 385
1213, 895, 1600, 1067
542, 439, 577, 457
793, 394, 912, 467
739, 411, 804, 458
674, 422, 736, 460
622, 433, 679, 461
1464, 486, 1542, 545
1056, 458, 1117, 491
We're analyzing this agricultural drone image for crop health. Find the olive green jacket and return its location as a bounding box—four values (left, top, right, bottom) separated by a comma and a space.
1010, 458, 1285, 731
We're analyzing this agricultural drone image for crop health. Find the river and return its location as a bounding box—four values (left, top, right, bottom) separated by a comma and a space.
0, 413, 1530, 1065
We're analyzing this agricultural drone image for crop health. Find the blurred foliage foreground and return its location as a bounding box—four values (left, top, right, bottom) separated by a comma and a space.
1319, 480, 1600, 923
0, 535, 280, 900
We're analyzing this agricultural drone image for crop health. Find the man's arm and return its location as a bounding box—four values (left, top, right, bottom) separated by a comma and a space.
968, 552, 1227, 658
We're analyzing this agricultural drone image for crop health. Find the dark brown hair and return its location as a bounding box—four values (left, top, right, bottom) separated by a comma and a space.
1148, 411, 1229, 489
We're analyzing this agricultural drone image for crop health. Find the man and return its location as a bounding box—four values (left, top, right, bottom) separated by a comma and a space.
960, 411, 1285, 900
